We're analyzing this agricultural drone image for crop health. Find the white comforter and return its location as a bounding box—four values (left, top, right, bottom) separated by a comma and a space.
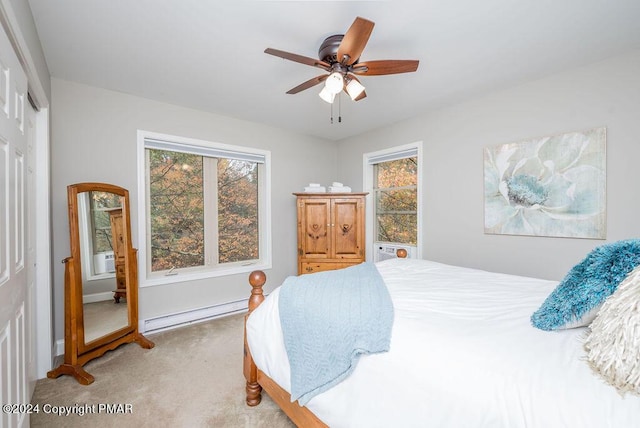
246, 258, 640, 427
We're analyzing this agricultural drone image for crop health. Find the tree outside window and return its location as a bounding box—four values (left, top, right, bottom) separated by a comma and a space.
374, 157, 417, 245
147, 149, 259, 273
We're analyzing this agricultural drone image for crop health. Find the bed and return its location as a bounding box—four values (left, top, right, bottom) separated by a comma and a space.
243, 255, 640, 427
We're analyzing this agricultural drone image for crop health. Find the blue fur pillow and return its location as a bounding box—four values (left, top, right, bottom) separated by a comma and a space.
531, 239, 640, 331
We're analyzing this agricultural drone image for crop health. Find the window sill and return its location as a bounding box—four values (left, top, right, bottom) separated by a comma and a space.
87, 272, 115, 281
139, 261, 272, 288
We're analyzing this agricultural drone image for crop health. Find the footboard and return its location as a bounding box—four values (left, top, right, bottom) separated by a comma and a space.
245, 252, 408, 408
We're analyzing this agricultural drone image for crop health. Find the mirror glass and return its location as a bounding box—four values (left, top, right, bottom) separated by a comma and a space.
77, 190, 130, 344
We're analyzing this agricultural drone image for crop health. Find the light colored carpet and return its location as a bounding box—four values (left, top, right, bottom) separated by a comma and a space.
31, 313, 295, 428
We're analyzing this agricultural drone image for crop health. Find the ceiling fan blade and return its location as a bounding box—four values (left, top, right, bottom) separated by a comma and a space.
286, 74, 328, 94
265, 48, 331, 71
351, 60, 419, 76
337, 17, 375, 66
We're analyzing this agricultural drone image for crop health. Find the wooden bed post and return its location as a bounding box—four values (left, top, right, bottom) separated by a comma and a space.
244, 270, 266, 406
241, 270, 336, 427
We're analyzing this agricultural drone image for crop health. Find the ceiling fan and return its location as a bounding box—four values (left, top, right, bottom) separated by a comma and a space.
265, 17, 419, 104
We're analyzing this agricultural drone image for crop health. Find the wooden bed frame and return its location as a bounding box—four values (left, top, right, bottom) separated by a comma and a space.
243, 270, 327, 427
243, 250, 407, 427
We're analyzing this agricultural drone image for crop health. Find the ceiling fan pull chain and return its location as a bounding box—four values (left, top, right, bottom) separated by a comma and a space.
330, 100, 334, 124
338, 93, 342, 123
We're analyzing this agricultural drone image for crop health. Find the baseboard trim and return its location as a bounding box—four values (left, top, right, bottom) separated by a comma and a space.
83, 291, 113, 304
140, 298, 249, 335
54, 339, 64, 357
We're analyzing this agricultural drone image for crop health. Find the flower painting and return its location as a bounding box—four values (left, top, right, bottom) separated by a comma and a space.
484, 127, 606, 238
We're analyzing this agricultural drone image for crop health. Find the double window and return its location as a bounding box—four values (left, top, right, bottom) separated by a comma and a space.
138, 131, 271, 285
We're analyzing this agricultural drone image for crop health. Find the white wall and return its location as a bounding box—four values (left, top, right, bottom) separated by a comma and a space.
50, 49, 640, 342
338, 50, 640, 281
50, 78, 338, 340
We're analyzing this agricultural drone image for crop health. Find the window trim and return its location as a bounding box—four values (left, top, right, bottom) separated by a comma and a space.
137, 130, 272, 287
363, 141, 423, 260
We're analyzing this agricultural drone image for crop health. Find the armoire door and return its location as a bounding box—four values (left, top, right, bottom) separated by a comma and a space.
331, 198, 364, 259
297, 197, 331, 260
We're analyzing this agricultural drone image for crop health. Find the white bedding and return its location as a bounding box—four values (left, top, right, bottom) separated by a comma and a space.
246, 258, 640, 427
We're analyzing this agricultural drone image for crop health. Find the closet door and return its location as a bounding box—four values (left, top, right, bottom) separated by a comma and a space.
0, 20, 30, 428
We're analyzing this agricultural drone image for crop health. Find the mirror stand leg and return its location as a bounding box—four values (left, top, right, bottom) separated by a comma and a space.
47, 364, 95, 385
134, 333, 155, 349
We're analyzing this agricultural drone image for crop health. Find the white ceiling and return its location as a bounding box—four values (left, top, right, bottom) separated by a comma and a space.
28, 0, 640, 141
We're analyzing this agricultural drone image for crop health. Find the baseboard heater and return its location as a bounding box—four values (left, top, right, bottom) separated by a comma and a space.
53, 298, 251, 357
141, 298, 249, 335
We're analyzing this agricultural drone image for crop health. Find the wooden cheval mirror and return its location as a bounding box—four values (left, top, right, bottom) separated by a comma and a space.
47, 182, 154, 385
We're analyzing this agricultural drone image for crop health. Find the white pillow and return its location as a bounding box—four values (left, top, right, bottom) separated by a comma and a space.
584, 265, 640, 395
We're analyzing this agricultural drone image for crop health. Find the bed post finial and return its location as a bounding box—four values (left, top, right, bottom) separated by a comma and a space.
248, 270, 266, 312
249, 270, 266, 286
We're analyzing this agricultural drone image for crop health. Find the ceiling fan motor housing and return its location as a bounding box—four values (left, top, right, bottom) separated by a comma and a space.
319, 34, 351, 64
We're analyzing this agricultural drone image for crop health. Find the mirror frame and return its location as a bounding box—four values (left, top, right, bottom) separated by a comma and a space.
47, 182, 154, 385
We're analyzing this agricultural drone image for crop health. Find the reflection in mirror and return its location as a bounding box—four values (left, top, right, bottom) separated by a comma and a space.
77, 191, 129, 344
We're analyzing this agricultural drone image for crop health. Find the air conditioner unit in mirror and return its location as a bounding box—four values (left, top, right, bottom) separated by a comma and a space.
94, 252, 116, 274
375, 244, 414, 262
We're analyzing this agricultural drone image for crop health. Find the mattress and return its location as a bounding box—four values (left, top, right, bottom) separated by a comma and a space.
246, 258, 640, 427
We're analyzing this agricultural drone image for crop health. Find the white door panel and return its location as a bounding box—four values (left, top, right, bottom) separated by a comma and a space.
0, 17, 30, 428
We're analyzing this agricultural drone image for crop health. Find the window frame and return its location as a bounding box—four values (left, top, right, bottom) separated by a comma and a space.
363, 142, 423, 260
137, 130, 272, 287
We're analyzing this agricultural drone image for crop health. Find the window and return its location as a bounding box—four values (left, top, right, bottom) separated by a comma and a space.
138, 131, 271, 285
364, 143, 422, 259
374, 157, 417, 245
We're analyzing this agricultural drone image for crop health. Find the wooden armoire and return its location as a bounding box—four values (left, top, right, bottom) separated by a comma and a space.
294, 193, 367, 275
109, 208, 127, 303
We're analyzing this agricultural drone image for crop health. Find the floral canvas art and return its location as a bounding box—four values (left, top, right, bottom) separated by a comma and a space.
484, 127, 606, 238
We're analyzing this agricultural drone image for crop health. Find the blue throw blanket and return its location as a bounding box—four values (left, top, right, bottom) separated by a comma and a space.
278, 262, 394, 405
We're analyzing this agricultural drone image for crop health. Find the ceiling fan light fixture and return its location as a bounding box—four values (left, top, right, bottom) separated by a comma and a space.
319, 86, 336, 103
325, 72, 344, 95
264, 17, 419, 108
346, 78, 365, 100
